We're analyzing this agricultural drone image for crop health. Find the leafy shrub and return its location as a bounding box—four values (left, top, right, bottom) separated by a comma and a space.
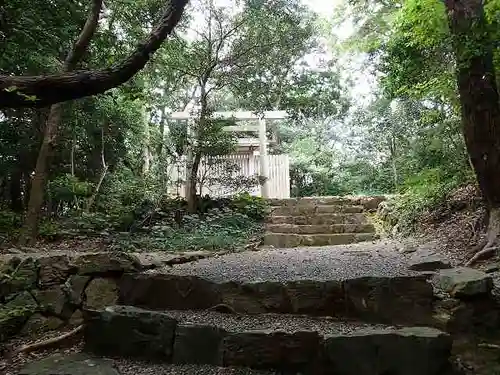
48, 174, 93, 209
121, 208, 263, 252
229, 192, 267, 221
392, 167, 474, 232
0, 210, 22, 231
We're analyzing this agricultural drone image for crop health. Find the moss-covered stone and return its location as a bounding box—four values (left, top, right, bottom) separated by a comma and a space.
0, 257, 39, 298
84, 278, 119, 310
64, 275, 91, 306
72, 252, 141, 275
33, 286, 73, 319
20, 313, 65, 337
0, 291, 38, 341
38, 255, 74, 288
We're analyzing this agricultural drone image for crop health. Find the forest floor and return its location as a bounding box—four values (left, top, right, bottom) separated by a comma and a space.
407, 184, 498, 271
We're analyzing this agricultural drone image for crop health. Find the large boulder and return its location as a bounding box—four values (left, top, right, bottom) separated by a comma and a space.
433, 267, 493, 298
72, 252, 141, 275
324, 326, 452, 375
83, 305, 177, 360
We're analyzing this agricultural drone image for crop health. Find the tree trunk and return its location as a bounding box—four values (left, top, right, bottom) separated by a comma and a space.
86, 125, 108, 211
185, 81, 210, 213
0, 0, 188, 108
9, 169, 23, 212
19, 0, 103, 245
142, 112, 151, 175
445, 0, 500, 263
186, 152, 201, 213
157, 106, 167, 157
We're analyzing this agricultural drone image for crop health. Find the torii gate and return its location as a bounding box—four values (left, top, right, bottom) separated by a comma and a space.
170, 110, 287, 198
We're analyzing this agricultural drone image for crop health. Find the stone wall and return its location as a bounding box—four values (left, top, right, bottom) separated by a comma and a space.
0, 250, 211, 342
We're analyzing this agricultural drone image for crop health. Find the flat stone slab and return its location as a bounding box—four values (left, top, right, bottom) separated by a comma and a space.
263, 232, 377, 247
265, 223, 375, 235
118, 244, 435, 325
18, 353, 119, 375
433, 267, 493, 298
83, 306, 452, 375
408, 249, 452, 272
268, 196, 386, 211
267, 213, 368, 225
270, 205, 364, 216
268, 197, 354, 206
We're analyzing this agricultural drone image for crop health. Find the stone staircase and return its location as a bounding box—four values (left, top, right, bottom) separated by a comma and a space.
73, 245, 499, 375
264, 196, 381, 248
12, 244, 500, 374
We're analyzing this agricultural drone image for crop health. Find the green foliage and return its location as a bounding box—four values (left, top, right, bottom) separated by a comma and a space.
0, 211, 22, 232
392, 166, 475, 231
134, 209, 262, 252
48, 174, 93, 204
229, 193, 267, 221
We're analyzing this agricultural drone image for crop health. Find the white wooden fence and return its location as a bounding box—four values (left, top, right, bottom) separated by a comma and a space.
166, 154, 290, 199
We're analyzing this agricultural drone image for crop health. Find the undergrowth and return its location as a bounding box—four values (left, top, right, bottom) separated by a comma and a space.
384, 167, 476, 234
0, 192, 268, 253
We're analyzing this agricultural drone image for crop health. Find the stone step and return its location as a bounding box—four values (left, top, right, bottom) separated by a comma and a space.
268, 197, 354, 206
265, 223, 376, 235
84, 305, 452, 375
270, 204, 364, 216
119, 269, 436, 327
263, 232, 378, 247
268, 196, 386, 211
268, 213, 369, 225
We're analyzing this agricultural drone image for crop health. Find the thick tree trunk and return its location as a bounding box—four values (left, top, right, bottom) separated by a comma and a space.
20, 0, 103, 245
186, 152, 201, 213
0, 0, 188, 108
445, 0, 500, 263
21, 105, 63, 243
185, 83, 209, 214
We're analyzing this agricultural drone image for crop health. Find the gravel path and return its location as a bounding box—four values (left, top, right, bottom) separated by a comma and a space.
114, 362, 279, 375
154, 239, 419, 283
154, 309, 392, 334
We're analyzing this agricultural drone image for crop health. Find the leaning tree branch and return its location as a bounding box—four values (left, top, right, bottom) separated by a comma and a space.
0, 0, 189, 108
65, 0, 103, 71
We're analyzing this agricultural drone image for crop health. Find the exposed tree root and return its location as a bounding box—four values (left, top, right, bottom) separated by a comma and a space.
13, 324, 84, 355
466, 246, 500, 266
206, 303, 239, 314
465, 207, 500, 266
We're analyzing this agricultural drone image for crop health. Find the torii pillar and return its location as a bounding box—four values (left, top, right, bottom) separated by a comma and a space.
258, 115, 270, 198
